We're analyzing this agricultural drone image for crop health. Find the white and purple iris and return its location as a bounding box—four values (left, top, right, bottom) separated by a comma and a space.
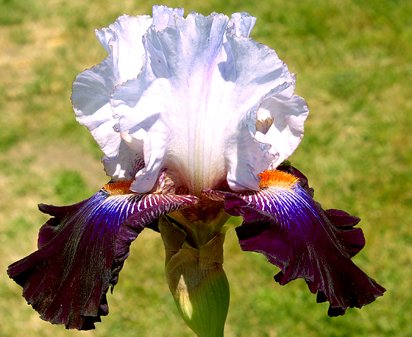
8, 6, 384, 334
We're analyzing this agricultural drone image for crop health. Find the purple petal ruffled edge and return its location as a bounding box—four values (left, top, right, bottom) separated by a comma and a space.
224, 164, 385, 316
7, 188, 197, 330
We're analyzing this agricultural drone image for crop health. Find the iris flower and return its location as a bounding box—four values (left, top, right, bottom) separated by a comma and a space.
8, 6, 384, 337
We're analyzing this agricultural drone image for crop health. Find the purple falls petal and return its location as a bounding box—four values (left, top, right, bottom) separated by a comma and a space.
278, 163, 365, 257
7, 189, 197, 330
111, 193, 198, 287
224, 176, 385, 316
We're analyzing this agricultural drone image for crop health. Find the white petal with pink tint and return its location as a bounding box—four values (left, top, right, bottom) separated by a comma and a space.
73, 6, 309, 193
113, 9, 308, 193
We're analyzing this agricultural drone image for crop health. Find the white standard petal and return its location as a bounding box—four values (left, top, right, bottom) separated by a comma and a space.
257, 89, 309, 169
151, 5, 184, 30
72, 14, 152, 180
227, 12, 256, 37
112, 10, 308, 195
95, 14, 152, 82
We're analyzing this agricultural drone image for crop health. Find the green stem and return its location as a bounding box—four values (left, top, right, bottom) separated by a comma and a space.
159, 217, 230, 337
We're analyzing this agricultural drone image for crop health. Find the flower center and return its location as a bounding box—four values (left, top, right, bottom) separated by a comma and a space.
168, 197, 230, 248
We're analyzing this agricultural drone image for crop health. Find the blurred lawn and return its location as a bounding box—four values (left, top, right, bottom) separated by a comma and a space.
0, 0, 411, 336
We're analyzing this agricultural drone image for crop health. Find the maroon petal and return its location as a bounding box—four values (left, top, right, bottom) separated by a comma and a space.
223, 170, 385, 316
7, 189, 197, 330
278, 163, 366, 257
324, 209, 365, 257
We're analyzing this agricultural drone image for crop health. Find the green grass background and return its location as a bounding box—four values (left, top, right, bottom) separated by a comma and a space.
0, 0, 410, 336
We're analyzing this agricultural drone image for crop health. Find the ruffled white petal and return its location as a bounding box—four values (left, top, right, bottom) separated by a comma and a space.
227, 12, 256, 37
95, 14, 152, 81
74, 7, 309, 193
151, 5, 184, 30
257, 90, 309, 169
112, 9, 308, 193
72, 59, 120, 157
72, 15, 152, 179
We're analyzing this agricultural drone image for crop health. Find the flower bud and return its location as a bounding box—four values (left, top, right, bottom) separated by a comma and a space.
159, 217, 229, 337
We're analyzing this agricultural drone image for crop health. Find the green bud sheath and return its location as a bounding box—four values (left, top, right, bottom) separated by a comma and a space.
159, 217, 230, 337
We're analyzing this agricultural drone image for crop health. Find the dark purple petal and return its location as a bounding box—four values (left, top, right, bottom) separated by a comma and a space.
279, 163, 365, 257
112, 194, 197, 286
224, 176, 385, 316
7, 189, 197, 330
325, 209, 364, 257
